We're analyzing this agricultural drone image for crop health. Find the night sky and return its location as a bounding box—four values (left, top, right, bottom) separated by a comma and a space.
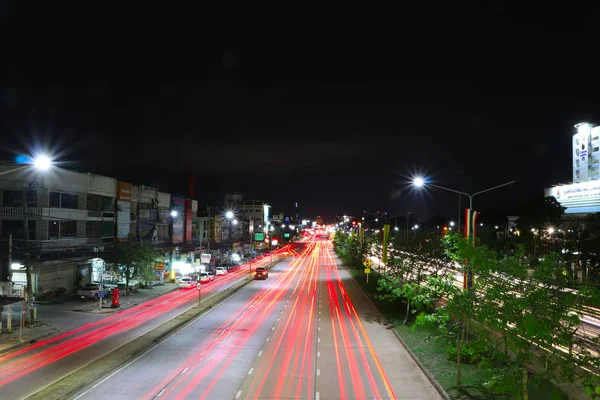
2, 2, 600, 222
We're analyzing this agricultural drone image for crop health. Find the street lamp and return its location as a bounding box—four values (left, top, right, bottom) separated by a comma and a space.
225, 211, 234, 219
232, 219, 238, 225
413, 176, 515, 289
2, 154, 54, 324
170, 210, 178, 218
450, 221, 455, 227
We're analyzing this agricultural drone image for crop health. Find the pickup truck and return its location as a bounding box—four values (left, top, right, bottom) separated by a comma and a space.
76, 283, 112, 300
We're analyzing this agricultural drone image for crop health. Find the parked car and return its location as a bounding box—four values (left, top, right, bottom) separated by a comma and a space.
178, 277, 196, 289
254, 267, 268, 280
215, 267, 227, 276
199, 272, 215, 283
77, 283, 111, 300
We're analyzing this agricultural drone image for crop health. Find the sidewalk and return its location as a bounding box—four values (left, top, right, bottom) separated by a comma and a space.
0, 282, 179, 355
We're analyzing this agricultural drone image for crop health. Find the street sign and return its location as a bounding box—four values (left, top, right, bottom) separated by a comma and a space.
363, 259, 372, 268
254, 232, 265, 241
284, 233, 290, 238
364, 268, 371, 274
196, 283, 202, 291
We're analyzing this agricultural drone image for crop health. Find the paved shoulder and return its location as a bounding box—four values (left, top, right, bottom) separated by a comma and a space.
334, 257, 444, 400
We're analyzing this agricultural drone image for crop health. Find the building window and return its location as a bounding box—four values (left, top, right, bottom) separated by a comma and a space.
49, 221, 59, 238
61, 193, 78, 209
87, 194, 113, 211
1, 220, 35, 240
576, 170, 580, 178
49, 192, 60, 208
2, 190, 37, 207
594, 146, 600, 152
49, 192, 79, 209
49, 220, 77, 238
576, 159, 580, 167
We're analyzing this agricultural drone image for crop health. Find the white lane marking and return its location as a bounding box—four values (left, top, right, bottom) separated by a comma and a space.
157, 389, 165, 397
316, 392, 320, 400
318, 327, 321, 331
72, 292, 232, 400
318, 338, 320, 343
248, 368, 254, 375
317, 351, 320, 357
317, 369, 320, 376
318, 318, 321, 321
272, 326, 275, 330
277, 318, 280, 321
258, 351, 263, 356
266, 337, 270, 341
236, 391, 242, 398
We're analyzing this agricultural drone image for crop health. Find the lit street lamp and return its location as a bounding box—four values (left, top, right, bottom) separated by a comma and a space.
413, 176, 515, 289
2, 154, 54, 324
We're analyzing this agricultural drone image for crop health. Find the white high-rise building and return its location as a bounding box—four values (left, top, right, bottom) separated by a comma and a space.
573, 122, 600, 183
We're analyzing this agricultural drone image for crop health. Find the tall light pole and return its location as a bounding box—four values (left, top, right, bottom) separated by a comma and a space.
412, 176, 515, 289
1, 155, 53, 324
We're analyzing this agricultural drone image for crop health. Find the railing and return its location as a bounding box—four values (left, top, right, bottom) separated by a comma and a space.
0, 207, 115, 220
9, 237, 115, 252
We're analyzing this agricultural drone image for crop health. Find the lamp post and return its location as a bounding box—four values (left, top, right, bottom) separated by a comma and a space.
1, 155, 53, 324
413, 177, 515, 289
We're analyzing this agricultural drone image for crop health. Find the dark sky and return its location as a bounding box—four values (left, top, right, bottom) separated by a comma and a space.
2, 2, 600, 222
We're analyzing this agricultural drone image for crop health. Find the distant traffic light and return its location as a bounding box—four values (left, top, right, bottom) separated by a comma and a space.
352, 221, 356, 226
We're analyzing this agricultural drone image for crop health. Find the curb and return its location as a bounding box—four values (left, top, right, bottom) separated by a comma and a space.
337, 259, 452, 400
25, 257, 284, 400
0, 329, 59, 357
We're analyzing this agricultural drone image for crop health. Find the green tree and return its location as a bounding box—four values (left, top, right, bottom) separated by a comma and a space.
106, 244, 157, 294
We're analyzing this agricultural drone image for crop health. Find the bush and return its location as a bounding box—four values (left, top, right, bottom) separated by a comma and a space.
445, 338, 490, 365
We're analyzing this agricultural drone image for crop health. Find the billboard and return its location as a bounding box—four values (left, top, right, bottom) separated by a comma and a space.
116, 181, 132, 241
171, 196, 186, 243
545, 181, 600, 214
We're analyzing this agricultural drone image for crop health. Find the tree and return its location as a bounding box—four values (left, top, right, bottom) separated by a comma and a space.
106, 244, 157, 294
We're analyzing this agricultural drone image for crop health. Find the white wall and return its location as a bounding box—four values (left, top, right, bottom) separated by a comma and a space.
88, 173, 117, 197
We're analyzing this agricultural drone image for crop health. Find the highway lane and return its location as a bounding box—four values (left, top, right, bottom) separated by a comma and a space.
77, 239, 440, 400
75, 243, 313, 399
0, 249, 288, 400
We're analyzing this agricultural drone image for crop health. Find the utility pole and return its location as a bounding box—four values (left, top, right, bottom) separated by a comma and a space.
23, 191, 34, 324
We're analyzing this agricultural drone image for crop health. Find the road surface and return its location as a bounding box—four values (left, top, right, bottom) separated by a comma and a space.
75, 240, 441, 399
0, 251, 284, 399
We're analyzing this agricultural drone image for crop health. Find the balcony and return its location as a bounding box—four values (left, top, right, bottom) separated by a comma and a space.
0, 207, 114, 221
10, 236, 115, 253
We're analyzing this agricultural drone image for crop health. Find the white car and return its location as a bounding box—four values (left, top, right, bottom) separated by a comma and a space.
215, 267, 227, 276
199, 272, 215, 283
178, 277, 196, 289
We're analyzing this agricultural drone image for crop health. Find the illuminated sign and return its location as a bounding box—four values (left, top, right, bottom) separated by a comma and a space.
254, 232, 265, 241
545, 180, 600, 214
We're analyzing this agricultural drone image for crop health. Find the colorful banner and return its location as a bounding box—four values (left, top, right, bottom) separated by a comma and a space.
382, 224, 390, 265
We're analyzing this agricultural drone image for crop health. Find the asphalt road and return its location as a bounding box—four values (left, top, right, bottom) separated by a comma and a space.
74, 240, 441, 400
0, 253, 280, 400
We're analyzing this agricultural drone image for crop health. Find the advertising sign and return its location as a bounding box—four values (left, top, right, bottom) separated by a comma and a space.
200, 254, 211, 264
116, 181, 133, 242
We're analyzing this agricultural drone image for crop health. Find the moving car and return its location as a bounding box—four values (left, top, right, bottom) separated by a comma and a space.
254, 267, 268, 280
199, 272, 215, 283
178, 277, 196, 289
215, 267, 227, 276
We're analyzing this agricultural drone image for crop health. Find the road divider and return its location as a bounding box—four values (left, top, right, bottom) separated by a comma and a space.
25, 256, 284, 400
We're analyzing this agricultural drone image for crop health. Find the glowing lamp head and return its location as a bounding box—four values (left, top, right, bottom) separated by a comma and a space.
33, 155, 52, 170
413, 177, 425, 187
170, 210, 178, 218
225, 211, 234, 219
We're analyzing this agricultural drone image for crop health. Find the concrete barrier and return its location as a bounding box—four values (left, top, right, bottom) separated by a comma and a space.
26, 257, 284, 400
